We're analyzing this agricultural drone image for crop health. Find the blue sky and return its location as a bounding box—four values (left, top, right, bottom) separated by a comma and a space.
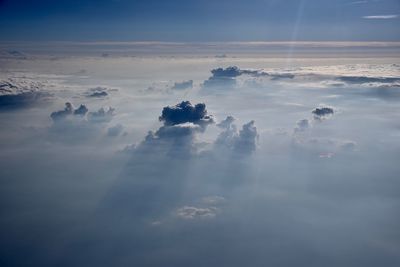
0, 0, 399, 41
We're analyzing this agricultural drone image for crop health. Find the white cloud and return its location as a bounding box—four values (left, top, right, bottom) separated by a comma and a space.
363, 14, 399, 19
176, 206, 218, 219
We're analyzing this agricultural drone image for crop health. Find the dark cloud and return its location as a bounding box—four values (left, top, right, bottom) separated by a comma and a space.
50, 102, 75, 121
50, 103, 89, 121
211, 66, 242, 78
159, 101, 214, 129
74, 104, 89, 116
0, 91, 49, 109
312, 106, 335, 119
171, 80, 193, 90
86, 87, 111, 98
89, 91, 108, 97
50, 102, 114, 124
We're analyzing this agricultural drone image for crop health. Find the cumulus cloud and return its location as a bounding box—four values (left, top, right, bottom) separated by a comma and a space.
131, 102, 258, 156
50, 102, 91, 121
234, 121, 258, 153
159, 101, 214, 129
215, 116, 258, 154
216, 115, 236, 129
140, 122, 202, 155
133, 101, 215, 156
88, 107, 115, 123
312, 106, 335, 120
202, 66, 258, 89
48, 102, 116, 144
74, 104, 89, 116
50, 102, 75, 121
50, 102, 115, 128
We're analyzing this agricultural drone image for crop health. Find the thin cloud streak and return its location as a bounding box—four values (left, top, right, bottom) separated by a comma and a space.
363, 14, 399, 19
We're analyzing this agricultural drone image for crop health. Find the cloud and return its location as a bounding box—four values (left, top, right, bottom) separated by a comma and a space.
49, 103, 116, 143
171, 80, 193, 90
0, 78, 50, 109
202, 66, 296, 89
312, 106, 335, 120
201, 196, 226, 205
89, 91, 108, 97
132, 102, 258, 157
234, 121, 258, 153
211, 66, 242, 78
107, 124, 124, 137
202, 66, 242, 89
50, 102, 75, 121
50, 102, 90, 121
74, 104, 89, 116
363, 15, 399, 19
50, 102, 115, 133
0, 50, 27, 59
88, 107, 115, 123
294, 119, 311, 133
159, 101, 214, 129
133, 101, 215, 156
337, 76, 400, 84
216, 115, 236, 129
215, 116, 258, 154
347, 0, 368, 5
176, 206, 218, 220
85, 86, 116, 98
138, 123, 202, 156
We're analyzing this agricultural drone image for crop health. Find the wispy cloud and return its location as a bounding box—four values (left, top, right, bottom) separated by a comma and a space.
363, 14, 399, 19
346, 1, 368, 5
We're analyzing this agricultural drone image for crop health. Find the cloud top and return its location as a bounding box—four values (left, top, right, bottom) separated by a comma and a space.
159, 101, 214, 128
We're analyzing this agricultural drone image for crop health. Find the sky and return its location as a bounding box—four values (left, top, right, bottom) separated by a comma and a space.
0, 0, 399, 41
